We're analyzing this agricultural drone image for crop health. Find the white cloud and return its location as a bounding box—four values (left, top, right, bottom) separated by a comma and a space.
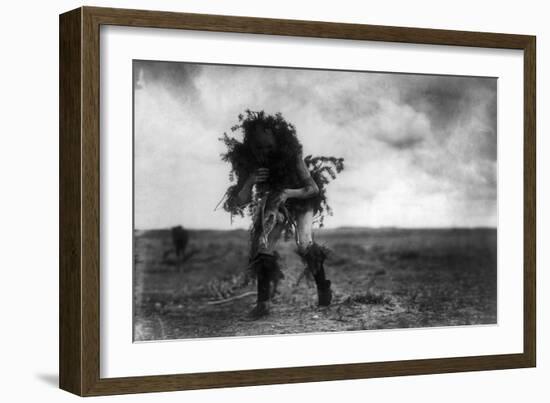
134, 62, 496, 229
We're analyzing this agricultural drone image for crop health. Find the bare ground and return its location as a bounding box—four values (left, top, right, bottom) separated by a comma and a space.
133, 228, 497, 341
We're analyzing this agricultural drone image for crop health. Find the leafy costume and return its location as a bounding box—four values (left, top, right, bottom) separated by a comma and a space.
219, 110, 344, 314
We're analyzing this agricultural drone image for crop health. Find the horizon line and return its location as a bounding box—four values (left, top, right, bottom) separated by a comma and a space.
135, 225, 498, 232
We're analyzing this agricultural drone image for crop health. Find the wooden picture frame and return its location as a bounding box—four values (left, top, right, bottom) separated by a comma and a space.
59, 6, 536, 396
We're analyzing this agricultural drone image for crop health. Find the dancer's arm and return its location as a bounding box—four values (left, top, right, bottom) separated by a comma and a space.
280, 154, 319, 201
232, 168, 270, 206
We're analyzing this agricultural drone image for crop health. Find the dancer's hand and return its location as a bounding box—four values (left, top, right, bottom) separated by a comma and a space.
272, 190, 289, 205
250, 168, 269, 184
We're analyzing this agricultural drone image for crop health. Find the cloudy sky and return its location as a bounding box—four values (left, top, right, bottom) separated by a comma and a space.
133, 60, 497, 230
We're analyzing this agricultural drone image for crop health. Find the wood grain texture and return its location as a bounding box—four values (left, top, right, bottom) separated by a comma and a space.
85, 6, 532, 49
81, 6, 102, 396
59, 6, 537, 396
523, 37, 536, 367
59, 8, 82, 396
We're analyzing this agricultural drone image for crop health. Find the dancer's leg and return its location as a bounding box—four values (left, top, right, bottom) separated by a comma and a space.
248, 219, 285, 319
295, 209, 333, 306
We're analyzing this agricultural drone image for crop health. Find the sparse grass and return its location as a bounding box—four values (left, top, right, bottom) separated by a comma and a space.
344, 291, 392, 306
134, 228, 497, 341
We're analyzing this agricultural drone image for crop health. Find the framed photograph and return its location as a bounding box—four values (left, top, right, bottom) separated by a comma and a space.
59, 6, 536, 396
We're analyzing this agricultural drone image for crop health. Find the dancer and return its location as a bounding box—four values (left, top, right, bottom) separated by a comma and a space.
219, 110, 344, 319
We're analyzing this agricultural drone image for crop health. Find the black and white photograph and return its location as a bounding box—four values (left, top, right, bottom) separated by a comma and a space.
132, 60, 497, 341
